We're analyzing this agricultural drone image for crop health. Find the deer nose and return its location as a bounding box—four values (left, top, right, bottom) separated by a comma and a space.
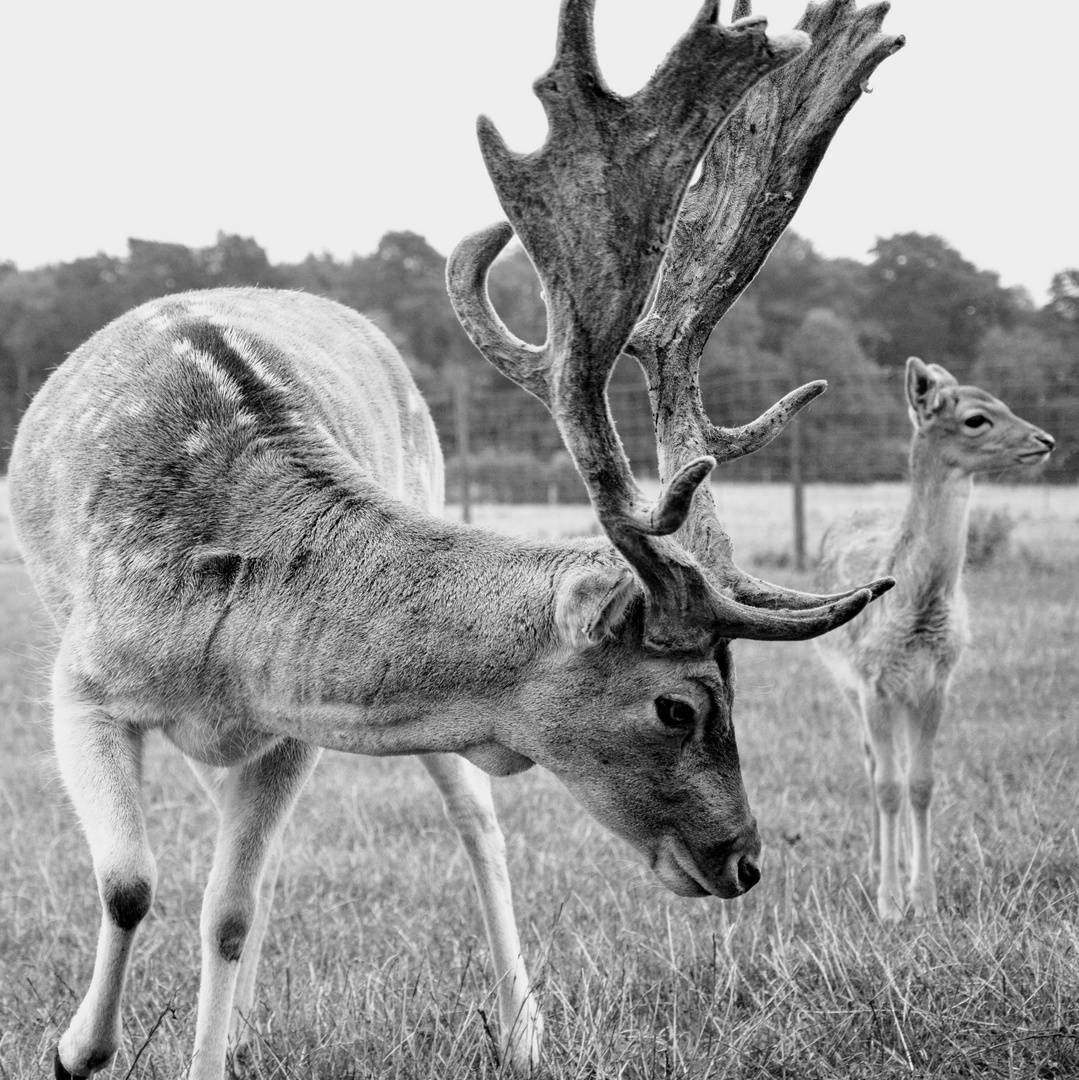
738, 854, 761, 890
717, 849, 761, 896
1037, 432, 1056, 452
713, 819, 762, 896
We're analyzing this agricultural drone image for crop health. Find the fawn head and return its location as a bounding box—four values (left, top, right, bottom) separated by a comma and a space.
906, 357, 1055, 476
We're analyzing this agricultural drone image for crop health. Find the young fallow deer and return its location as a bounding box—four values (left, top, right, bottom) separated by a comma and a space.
10, 2, 902, 1077
815, 358, 1054, 922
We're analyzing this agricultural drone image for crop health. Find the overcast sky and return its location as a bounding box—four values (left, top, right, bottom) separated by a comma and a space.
3, 1, 1075, 303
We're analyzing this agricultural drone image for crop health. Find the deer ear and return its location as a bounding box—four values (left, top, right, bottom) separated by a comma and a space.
554, 565, 639, 648
905, 357, 957, 426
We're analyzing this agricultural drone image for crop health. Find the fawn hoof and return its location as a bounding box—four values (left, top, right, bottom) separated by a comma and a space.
877, 892, 906, 924
54, 1051, 90, 1080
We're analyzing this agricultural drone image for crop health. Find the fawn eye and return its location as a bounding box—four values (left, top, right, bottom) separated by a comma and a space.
655, 696, 697, 729
964, 415, 989, 430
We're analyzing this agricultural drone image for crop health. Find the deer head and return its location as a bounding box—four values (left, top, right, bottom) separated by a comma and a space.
905, 356, 1056, 474
446, 0, 902, 894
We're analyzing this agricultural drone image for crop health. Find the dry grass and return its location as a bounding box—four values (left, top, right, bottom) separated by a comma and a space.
1, 483, 1078, 1078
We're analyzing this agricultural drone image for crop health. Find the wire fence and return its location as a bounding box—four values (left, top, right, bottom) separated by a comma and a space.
424, 364, 1076, 567
427, 365, 1076, 492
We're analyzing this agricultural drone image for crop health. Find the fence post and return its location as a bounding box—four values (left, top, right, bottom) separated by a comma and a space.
790, 414, 806, 570
788, 348, 807, 571
452, 368, 472, 524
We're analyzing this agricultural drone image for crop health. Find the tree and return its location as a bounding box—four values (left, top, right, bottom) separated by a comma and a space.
1046, 268, 1079, 328
740, 232, 873, 355
202, 232, 276, 287
784, 308, 906, 482
862, 233, 1020, 376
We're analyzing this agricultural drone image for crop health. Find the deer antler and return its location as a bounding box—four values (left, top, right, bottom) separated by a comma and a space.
626, 0, 905, 612
449, 0, 893, 651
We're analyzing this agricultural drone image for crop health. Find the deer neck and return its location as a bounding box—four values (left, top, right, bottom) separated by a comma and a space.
221, 483, 596, 765
890, 437, 972, 600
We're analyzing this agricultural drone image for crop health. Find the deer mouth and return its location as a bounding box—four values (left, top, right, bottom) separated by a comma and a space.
1018, 448, 1052, 463
652, 837, 742, 899
653, 848, 711, 898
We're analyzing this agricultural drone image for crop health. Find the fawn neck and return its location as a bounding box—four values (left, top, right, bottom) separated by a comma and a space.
891, 435, 973, 601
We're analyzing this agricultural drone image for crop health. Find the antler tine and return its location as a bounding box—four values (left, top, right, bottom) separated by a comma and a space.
447, 222, 552, 408
623, 0, 903, 633
448, 1, 815, 648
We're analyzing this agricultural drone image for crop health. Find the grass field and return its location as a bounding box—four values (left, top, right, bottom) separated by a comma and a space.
1, 480, 1078, 1078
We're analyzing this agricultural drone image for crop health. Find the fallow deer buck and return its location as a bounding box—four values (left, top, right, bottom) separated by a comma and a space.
815, 358, 1054, 922
10, 1, 902, 1076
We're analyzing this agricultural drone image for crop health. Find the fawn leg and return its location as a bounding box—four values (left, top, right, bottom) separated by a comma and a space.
864, 693, 905, 922
906, 692, 944, 919
421, 753, 542, 1072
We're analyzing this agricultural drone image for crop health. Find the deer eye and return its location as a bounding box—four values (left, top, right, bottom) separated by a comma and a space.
655, 696, 697, 729
963, 415, 989, 430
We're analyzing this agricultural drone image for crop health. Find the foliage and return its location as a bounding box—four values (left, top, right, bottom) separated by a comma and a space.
862, 233, 1024, 377
1047, 268, 1079, 328
0, 228, 1074, 481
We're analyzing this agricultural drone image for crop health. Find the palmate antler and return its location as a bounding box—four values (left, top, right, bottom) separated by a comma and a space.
628, 0, 905, 609
448, 0, 898, 652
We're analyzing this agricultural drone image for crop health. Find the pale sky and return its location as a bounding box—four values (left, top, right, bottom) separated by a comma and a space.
3, 1, 1076, 304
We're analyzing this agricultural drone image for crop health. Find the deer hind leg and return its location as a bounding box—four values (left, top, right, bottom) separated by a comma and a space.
189, 738, 318, 1080
862, 692, 905, 923
51, 672, 157, 1079
420, 753, 542, 1073
905, 692, 944, 920
187, 761, 298, 1077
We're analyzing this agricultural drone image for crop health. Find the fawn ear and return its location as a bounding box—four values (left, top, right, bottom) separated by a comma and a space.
554, 565, 639, 648
905, 356, 957, 426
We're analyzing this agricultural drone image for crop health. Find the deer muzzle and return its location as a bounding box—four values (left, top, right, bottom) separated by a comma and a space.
655, 818, 762, 900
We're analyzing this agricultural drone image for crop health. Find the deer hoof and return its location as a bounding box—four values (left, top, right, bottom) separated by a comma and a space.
54, 1051, 91, 1080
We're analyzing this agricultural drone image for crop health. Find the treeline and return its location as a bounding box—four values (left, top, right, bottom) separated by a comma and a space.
1, 229, 1076, 484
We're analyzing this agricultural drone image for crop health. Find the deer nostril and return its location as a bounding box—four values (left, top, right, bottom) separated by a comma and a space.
1039, 433, 1056, 450
738, 855, 761, 891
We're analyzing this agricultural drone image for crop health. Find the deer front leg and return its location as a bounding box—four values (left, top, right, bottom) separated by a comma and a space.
421, 753, 542, 1073
189, 739, 318, 1080
905, 693, 944, 920
51, 666, 157, 1079
863, 693, 904, 923
187, 760, 305, 1077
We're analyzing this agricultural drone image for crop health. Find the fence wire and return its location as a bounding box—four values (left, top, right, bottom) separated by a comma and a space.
426, 365, 1076, 504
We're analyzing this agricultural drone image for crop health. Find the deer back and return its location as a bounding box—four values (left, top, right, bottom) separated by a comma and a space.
11, 288, 444, 618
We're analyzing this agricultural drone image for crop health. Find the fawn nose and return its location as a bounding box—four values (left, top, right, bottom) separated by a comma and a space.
1037, 432, 1056, 452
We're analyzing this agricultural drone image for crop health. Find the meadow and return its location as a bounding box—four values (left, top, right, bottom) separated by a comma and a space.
1, 479, 1077, 1078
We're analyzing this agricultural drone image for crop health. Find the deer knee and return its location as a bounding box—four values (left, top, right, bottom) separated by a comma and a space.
213, 912, 251, 964
102, 875, 154, 932
874, 779, 903, 816
909, 776, 934, 812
